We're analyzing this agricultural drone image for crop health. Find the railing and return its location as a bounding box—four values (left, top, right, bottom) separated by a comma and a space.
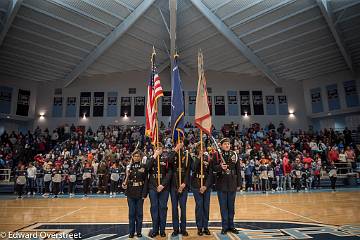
0, 169, 11, 182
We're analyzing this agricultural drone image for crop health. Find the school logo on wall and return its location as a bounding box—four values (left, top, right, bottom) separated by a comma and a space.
11, 221, 360, 239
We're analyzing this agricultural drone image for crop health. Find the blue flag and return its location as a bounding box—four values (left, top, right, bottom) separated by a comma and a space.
171, 58, 185, 143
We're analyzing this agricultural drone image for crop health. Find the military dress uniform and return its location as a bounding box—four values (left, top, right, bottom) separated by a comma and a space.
124, 160, 148, 238
170, 149, 190, 236
212, 140, 241, 234
147, 150, 172, 238
190, 153, 213, 236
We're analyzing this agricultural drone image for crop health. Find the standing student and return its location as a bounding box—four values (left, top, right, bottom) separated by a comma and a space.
109, 161, 121, 197
147, 143, 172, 238
190, 144, 213, 236
82, 161, 93, 197
15, 164, 27, 198
212, 138, 241, 235
122, 150, 148, 238
52, 164, 62, 198
170, 142, 191, 237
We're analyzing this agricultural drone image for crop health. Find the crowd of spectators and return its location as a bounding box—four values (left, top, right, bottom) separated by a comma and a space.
0, 121, 359, 198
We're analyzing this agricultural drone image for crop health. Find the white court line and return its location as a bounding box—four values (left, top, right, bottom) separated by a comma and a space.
262, 203, 323, 224
50, 206, 86, 222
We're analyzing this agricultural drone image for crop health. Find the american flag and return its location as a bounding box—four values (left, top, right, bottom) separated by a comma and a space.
145, 52, 163, 145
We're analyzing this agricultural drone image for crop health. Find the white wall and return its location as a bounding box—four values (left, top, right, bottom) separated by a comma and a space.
31, 69, 309, 131
302, 70, 360, 130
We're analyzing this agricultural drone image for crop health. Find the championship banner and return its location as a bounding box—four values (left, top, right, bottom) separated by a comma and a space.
121, 97, 131, 117
162, 91, 171, 116
107, 92, 118, 117
240, 91, 251, 115
327, 84, 340, 111
227, 90, 238, 116
79, 92, 91, 117
311, 88, 323, 113
252, 90, 264, 115
266, 96, 276, 115
93, 92, 104, 117
0, 86, 12, 114
52, 97, 63, 118
343, 80, 359, 107
208, 96, 213, 115
188, 91, 196, 116
16, 89, 30, 116
66, 97, 76, 117
214, 96, 225, 116
278, 95, 288, 115
134, 96, 145, 116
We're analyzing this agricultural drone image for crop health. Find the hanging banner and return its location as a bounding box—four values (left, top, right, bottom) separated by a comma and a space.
215, 96, 225, 116
134, 96, 145, 116
0, 86, 12, 114
327, 84, 340, 111
311, 88, 323, 113
121, 97, 131, 117
107, 92, 118, 117
227, 90, 238, 116
93, 92, 104, 117
16, 89, 30, 116
188, 91, 196, 116
66, 97, 76, 117
162, 91, 171, 116
240, 91, 251, 115
252, 91, 264, 115
266, 96, 276, 115
52, 97, 63, 118
343, 80, 359, 107
79, 92, 91, 117
278, 95, 288, 115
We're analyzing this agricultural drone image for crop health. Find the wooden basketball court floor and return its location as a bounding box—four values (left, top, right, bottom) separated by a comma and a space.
0, 188, 360, 239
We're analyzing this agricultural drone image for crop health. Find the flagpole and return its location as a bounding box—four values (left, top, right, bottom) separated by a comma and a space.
178, 130, 181, 191
152, 46, 161, 187
200, 129, 203, 188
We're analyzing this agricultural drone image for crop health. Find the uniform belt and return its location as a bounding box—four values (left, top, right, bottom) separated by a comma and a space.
152, 174, 163, 178
130, 182, 143, 187
195, 174, 205, 179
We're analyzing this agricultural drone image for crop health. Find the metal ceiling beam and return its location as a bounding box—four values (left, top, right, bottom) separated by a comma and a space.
229, 0, 296, 29
254, 26, 326, 53
189, 0, 280, 86
221, 0, 264, 21
64, 0, 156, 87
170, 0, 177, 74
48, 0, 116, 28
238, 5, 318, 39
317, 0, 354, 73
80, 0, 125, 21
0, 0, 23, 47
16, 15, 98, 47
22, 3, 106, 38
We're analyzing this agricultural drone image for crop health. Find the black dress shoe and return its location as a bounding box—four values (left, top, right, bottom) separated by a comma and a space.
221, 229, 227, 235
136, 233, 142, 237
160, 232, 166, 237
148, 231, 158, 238
181, 230, 189, 236
228, 228, 239, 234
171, 230, 179, 236
128, 233, 134, 238
203, 228, 211, 235
197, 228, 203, 236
